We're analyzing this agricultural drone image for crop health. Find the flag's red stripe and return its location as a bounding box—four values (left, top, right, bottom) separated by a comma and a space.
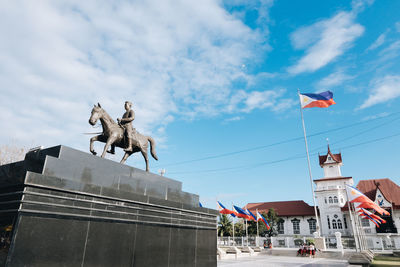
303, 99, 336, 108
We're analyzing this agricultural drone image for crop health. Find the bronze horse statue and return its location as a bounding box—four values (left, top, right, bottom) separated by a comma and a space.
88, 103, 158, 171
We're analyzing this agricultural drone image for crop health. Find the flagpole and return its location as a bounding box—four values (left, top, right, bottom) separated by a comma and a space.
347, 200, 360, 252
232, 204, 235, 247
298, 89, 322, 236
256, 209, 259, 246
245, 219, 248, 247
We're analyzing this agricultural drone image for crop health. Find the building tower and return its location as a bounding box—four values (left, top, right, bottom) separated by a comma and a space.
314, 145, 354, 236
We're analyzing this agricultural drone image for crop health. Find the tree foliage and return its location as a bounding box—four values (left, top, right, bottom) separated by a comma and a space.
0, 144, 27, 165
217, 214, 232, 237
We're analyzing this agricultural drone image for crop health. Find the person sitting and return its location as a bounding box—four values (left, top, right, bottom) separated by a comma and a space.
297, 244, 304, 256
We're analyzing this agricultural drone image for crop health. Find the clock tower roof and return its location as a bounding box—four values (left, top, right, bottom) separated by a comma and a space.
319, 145, 342, 166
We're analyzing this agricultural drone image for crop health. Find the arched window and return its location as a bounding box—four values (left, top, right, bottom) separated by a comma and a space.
332, 219, 337, 229
337, 219, 343, 229
307, 218, 316, 234
291, 219, 300, 234
329, 197, 333, 203
278, 219, 285, 234
334, 196, 338, 203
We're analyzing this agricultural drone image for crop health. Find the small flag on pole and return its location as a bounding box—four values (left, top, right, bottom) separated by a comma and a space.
233, 205, 251, 220
245, 209, 257, 221
299, 91, 336, 108
256, 211, 270, 230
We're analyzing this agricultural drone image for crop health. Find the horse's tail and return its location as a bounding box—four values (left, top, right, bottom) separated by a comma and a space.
147, 136, 158, 160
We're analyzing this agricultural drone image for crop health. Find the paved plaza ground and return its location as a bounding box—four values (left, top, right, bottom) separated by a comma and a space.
218, 255, 352, 267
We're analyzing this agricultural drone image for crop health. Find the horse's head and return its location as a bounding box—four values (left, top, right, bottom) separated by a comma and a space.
89, 103, 103, 126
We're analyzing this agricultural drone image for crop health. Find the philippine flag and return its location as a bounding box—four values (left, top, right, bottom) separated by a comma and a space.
300, 91, 336, 108
217, 201, 235, 215
233, 205, 251, 220
256, 211, 270, 230
245, 209, 257, 221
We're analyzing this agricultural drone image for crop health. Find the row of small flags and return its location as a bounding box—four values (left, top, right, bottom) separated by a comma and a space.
346, 185, 389, 228
217, 201, 270, 230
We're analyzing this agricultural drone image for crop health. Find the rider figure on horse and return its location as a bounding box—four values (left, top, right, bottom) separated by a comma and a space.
117, 101, 136, 152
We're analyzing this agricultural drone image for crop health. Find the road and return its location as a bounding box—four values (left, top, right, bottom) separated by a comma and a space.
218, 255, 353, 267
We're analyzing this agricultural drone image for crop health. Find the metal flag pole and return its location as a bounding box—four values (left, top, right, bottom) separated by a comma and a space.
346, 198, 361, 252
245, 218, 248, 247
256, 209, 259, 246
298, 89, 322, 236
232, 204, 235, 247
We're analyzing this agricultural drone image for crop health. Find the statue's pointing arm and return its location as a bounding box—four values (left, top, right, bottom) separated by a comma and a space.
120, 110, 135, 123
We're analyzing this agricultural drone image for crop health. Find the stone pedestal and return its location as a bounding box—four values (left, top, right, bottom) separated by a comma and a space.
0, 145, 218, 266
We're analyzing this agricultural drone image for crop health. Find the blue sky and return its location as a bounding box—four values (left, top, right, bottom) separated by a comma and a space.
1, 0, 399, 209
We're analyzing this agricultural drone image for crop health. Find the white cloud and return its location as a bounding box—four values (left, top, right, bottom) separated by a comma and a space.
227, 89, 295, 113
366, 32, 386, 51
317, 71, 355, 88
223, 116, 243, 123
0, 0, 279, 152
359, 75, 400, 109
378, 40, 400, 62
288, 12, 364, 74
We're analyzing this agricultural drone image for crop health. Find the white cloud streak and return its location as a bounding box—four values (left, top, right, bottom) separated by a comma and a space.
366, 32, 386, 51
288, 12, 364, 74
359, 75, 400, 109
317, 71, 355, 88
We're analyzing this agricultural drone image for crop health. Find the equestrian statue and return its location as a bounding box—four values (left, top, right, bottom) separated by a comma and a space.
88, 102, 158, 171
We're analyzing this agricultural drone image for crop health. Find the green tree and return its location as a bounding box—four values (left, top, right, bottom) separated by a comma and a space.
264, 208, 280, 237
234, 220, 245, 237
217, 214, 232, 237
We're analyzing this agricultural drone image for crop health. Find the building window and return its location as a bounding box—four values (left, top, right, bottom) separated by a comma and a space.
340, 198, 344, 203
337, 219, 343, 229
332, 219, 337, 229
343, 216, 348, 229
329, 197, 333, 204
328, 156, 332, 160
334, 196, 338, 203
308, 218, 316, 234
291, 219, 300, 234
327, 216, 331, 229
361, 218, 370, 227
324, 197, 327, 204
278, 220, 284, 234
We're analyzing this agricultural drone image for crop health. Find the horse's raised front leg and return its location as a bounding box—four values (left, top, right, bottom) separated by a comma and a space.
90, 135, 101, 155
101, 137, 116, 158
120, 152, 131, 164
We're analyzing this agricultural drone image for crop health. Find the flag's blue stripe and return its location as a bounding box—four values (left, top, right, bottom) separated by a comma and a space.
218, 201, 226, 209
302, 91, 333, 101
247, 209, 257, 220
233, 205, 247, 215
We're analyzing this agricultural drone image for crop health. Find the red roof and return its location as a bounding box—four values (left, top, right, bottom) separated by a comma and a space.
244, 200, 317, 217
319, 145, 342, 166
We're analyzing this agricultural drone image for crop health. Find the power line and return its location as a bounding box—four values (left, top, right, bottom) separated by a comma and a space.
156, 112, 400, 168
167, 131, 400, 175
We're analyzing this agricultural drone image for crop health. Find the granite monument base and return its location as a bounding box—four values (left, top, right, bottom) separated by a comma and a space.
0, 145, 218, 266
